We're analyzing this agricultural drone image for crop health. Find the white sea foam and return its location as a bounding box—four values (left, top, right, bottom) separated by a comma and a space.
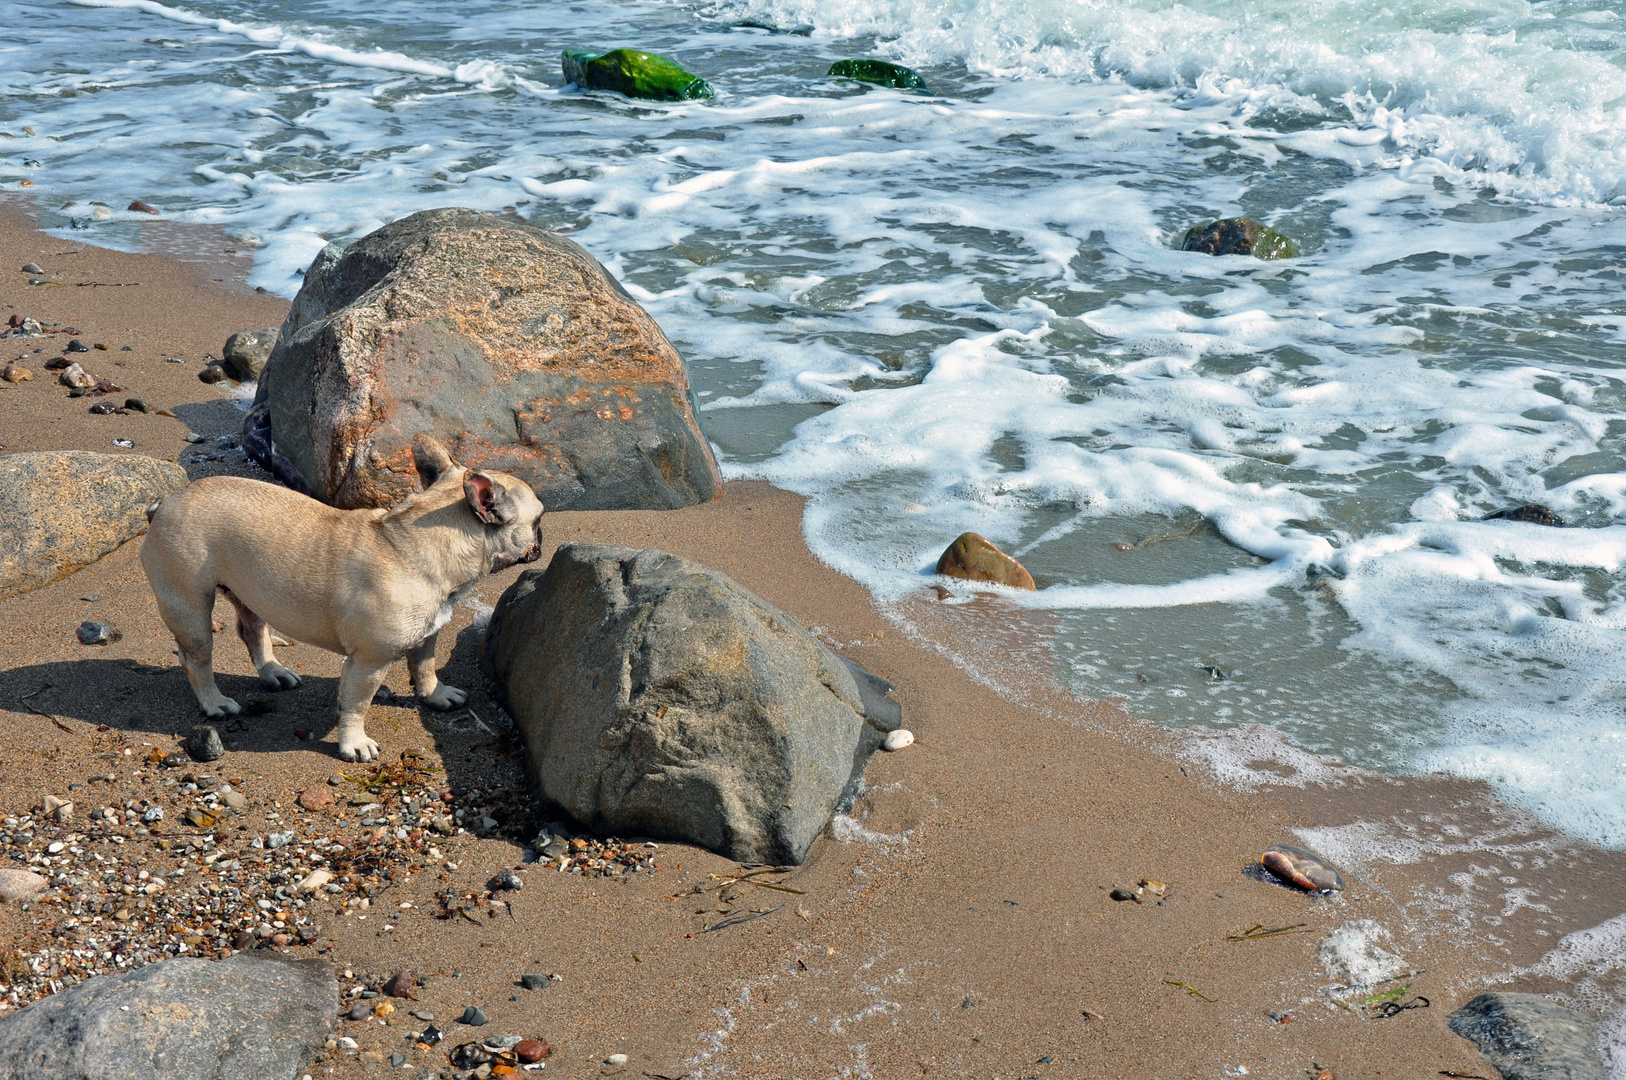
1318, 919, 1408, 989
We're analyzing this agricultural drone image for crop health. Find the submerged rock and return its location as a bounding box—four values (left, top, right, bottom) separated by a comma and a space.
935, 532, 1036, 590
1182, 218, 1299, 260
0, 451, 187, 599
828, 59, 928, 91
1486, 504, 1563, 526
1449, 992, 1608, 1080
561, 49, 713, 101
244, 207, 720, 511
0, 951, 337, 1079
482, 544, 904, 865
1261, 843, 1345, 893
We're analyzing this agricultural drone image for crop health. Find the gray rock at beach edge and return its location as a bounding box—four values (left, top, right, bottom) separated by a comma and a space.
0, 451, 188, 599
1448, 992, 1608, 1080
0, 951, 338, 1080
481, 543, 902, 866
244, 207, 720, 512
220, 327, 279, 382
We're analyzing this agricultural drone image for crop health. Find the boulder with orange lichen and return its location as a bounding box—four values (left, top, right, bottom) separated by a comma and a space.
243, 207, 720, 511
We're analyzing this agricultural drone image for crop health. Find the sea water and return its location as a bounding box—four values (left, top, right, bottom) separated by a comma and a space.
3, 1, 1625, 851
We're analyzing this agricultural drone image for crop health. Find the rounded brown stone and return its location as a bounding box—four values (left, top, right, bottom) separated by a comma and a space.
295, 785, 333, 812
934, 532, 1036, 590
514, 1040, 550, 1064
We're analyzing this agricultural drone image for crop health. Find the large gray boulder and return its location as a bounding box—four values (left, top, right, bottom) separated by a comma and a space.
1449, 992, 1608, 1080
0, 452, 188, 599
243, 207, 721, 511
0, 952, 338, 1080
482, 544, 902, 865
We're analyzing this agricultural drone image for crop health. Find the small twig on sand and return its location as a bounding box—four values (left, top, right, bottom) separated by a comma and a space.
75, 281, 139, 288
701, 904, 784, 934
1163, 979, 1215, 1002
1228, 922, 1308, 941
16, 685, 74, 733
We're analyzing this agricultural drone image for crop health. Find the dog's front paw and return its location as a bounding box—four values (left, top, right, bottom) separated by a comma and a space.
338, 733, 380, 763
258, 662, 302, 691
201, 696, 242, 718
421, 683, 468, 711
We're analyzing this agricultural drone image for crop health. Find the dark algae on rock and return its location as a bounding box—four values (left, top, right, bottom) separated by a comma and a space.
561, 49, 714, 101
828, 58, 929, 91
1182, 217, 1300, 259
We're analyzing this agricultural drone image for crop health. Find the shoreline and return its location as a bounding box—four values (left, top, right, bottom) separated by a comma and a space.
1, 201, 1620, 1077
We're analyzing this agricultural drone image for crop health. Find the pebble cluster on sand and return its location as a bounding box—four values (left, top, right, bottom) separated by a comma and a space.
0, 741, 657, 1015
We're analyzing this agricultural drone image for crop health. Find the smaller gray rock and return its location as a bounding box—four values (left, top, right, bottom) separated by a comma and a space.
519, 974, 550, 991
0, 951, 337, 1080
77, 619, 114, 645
198, 362, 230, 385
20, 263, 44, 275
66, 339, 89, 353
458, 1006, 488, 1026
0, 868, 48, 903
1449, 992, 1608, 1080
220, 327, 278, 382
185, 724, 225, 762
123, 398, 151, 414
346, 1002, 370, 1021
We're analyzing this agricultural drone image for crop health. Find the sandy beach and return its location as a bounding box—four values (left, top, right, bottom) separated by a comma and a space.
1, 200, 1620, 1079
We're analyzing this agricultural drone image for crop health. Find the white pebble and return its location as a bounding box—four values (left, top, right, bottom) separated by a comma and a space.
882, 729, 915, 751
605, 1054, 629, 1066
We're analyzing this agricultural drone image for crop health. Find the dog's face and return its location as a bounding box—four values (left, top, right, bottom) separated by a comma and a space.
414, 435, 545, 573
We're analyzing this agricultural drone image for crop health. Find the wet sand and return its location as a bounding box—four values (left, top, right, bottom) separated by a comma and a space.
1, 200, 1619, 1080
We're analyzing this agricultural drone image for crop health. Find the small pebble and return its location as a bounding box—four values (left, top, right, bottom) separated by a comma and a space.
606, 1054, 630, 1067
515, 1040, 549, 1064
336, 1036, 358, 1050
112, 439, 134, 449
1260, 843, 1345, 894
123, 397, 150, 413
59, 362, 94, 388
382, 970, 416, 998
182, 431, 204, 443
128, 200, 160, 215
0, 363, 30, 383
882, 729, 915, 751
388, 1054, 405, 1068
88, 403, 115, 415
197, 363, 230, 384
410, 1009, 435, 1021
76, 619, 114, 645
20, 262, 44, 274
185, 725, 224, 762
66, 339, 89, 353
1108, 888, 1138, 902
346, 1002, 370, 1021
519, 973, 551, 991
458, 1006, 488, 1026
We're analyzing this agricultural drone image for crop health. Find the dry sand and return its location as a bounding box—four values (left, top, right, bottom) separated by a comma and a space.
2, 200, 1620, 1080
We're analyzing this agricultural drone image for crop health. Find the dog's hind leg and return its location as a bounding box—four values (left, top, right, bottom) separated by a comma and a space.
409, 632, 467, 711
333, 654, 390, 763
152, 583, 241, 718
221, 588, 302, 691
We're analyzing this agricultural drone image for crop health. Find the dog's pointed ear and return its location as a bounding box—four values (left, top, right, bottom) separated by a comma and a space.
412, 435, 455, 489
464, 471, 519, 525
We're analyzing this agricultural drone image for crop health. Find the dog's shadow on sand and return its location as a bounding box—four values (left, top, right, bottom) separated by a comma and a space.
1, 621, 517, 798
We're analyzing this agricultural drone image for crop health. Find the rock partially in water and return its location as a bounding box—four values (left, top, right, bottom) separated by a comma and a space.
1182, 218, 1299, 260
1261, 843, 1345, 893
935, 532, 1036, 590
562, 48, 713, 101
1449, 992, 1608, 1080
220, 327, 279, 381
828, 59, 928, 91
1486, 504, 1563, 526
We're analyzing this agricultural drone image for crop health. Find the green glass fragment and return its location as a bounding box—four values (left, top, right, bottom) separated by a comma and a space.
561, 48, 714, 102
827, 59, 928, 92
